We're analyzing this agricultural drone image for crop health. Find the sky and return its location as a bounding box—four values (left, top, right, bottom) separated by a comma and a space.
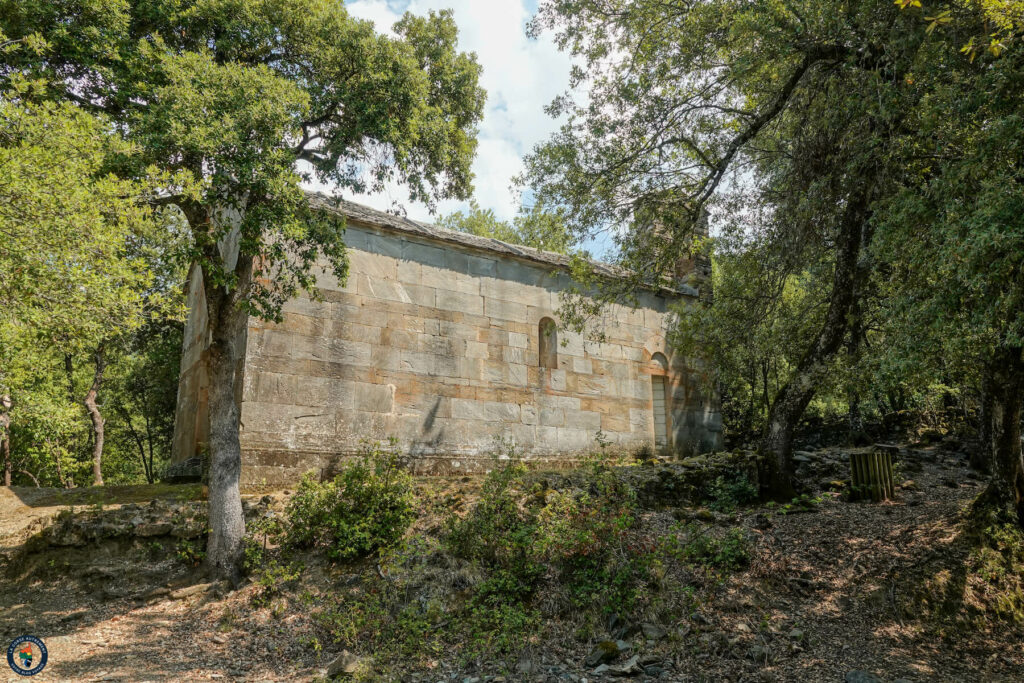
305, 0, 573, 227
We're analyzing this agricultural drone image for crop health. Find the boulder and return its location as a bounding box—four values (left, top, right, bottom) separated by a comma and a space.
607, 654, 642, 676
170, 582, 213, 600
640, 623, 667, 640
584, 640, 621, 667
135, 522, 174, 537
326, 650, 362, 678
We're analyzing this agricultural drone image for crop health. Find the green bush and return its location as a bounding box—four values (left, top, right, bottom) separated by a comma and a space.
682, 527, 751, 570
706, 473, 759, 512
283, 439, 416, 561
446, 454, 649, 620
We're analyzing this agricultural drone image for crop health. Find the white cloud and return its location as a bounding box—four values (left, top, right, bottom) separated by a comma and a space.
302, 0, 571, 224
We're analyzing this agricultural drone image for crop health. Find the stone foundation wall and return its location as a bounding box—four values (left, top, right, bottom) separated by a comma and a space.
234, 219, 722, 489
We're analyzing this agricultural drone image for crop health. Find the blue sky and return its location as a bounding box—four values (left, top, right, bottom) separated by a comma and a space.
306, 1, 574, 235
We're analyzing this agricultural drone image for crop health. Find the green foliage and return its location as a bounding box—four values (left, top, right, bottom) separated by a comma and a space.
0, 82, 184, 487
706, 474, 759, 513
250, 558, 304, 608
447, 454, 748, 629
439, 199, 575, 254
176, 538, 205, 567
681, 527, 751, 571
461, 570, 542, 659
283, 440, 416, 562
104, 321, 183, 484
445, 457, 654, 640
0, 0, 486, 322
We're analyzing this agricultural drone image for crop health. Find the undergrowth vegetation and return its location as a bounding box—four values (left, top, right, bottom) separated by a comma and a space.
240, 442, 755, 675
281, 438, 416, 561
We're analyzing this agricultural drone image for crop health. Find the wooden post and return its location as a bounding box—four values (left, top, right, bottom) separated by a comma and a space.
850, 449, 895, 501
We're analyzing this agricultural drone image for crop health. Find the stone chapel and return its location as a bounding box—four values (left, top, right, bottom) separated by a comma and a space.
171, 194, 722, 488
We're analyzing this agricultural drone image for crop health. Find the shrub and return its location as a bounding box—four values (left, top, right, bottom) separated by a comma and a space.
706, 473, 759, 512
682, 527, 751, 570
446, 454, 649, 618
283, 439, 416, 561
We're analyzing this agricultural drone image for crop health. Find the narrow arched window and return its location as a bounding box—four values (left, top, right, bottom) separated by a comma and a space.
539, 317, 558, 369
650, 353, 670, 447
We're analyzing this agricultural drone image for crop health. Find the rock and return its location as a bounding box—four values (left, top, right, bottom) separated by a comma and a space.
326, 650, 362, 677
942, 478, 959, 488
640, 623, 667, 640
516, 651, 538, 675
211, 634, 227, 644
171, 523, 206, 539
607, 655, 642, 676
170, 582, 213, 600
584, 641, 620, 667
874, 443, 900, 454
611, 620, 640, 640
681, 456, 707, 467
135, 522, 174, 537
788, 628, 804, 641
593, 664, 610, 675
747, 644, 771, 663
142, 587, 171, 601
844, 672, 883, 683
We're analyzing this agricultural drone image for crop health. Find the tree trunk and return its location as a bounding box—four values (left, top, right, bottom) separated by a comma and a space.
84, 346, 107, 486
48, 438, 68, 488
760, 179, 874, 497
201, 248, 251, 583
972, 367, 995, 473
18, 469, 40, 487
846, 302, 865, 441
1, 394, 10, 486
118, 404, 154, 484
981, 346, 1024, 527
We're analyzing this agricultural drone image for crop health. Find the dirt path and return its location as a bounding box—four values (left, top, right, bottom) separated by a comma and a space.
718, 450, 1007, 682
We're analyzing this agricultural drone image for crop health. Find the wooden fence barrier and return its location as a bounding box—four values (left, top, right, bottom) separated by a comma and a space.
849, 450, 895, 502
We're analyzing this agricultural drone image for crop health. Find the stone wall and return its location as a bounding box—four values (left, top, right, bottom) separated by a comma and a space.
227, 216, 722, 489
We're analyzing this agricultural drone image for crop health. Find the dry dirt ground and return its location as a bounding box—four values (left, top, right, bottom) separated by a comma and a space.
0, 451, 1021, 682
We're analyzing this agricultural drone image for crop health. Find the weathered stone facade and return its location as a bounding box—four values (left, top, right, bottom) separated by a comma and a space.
172, 196, 722, 489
